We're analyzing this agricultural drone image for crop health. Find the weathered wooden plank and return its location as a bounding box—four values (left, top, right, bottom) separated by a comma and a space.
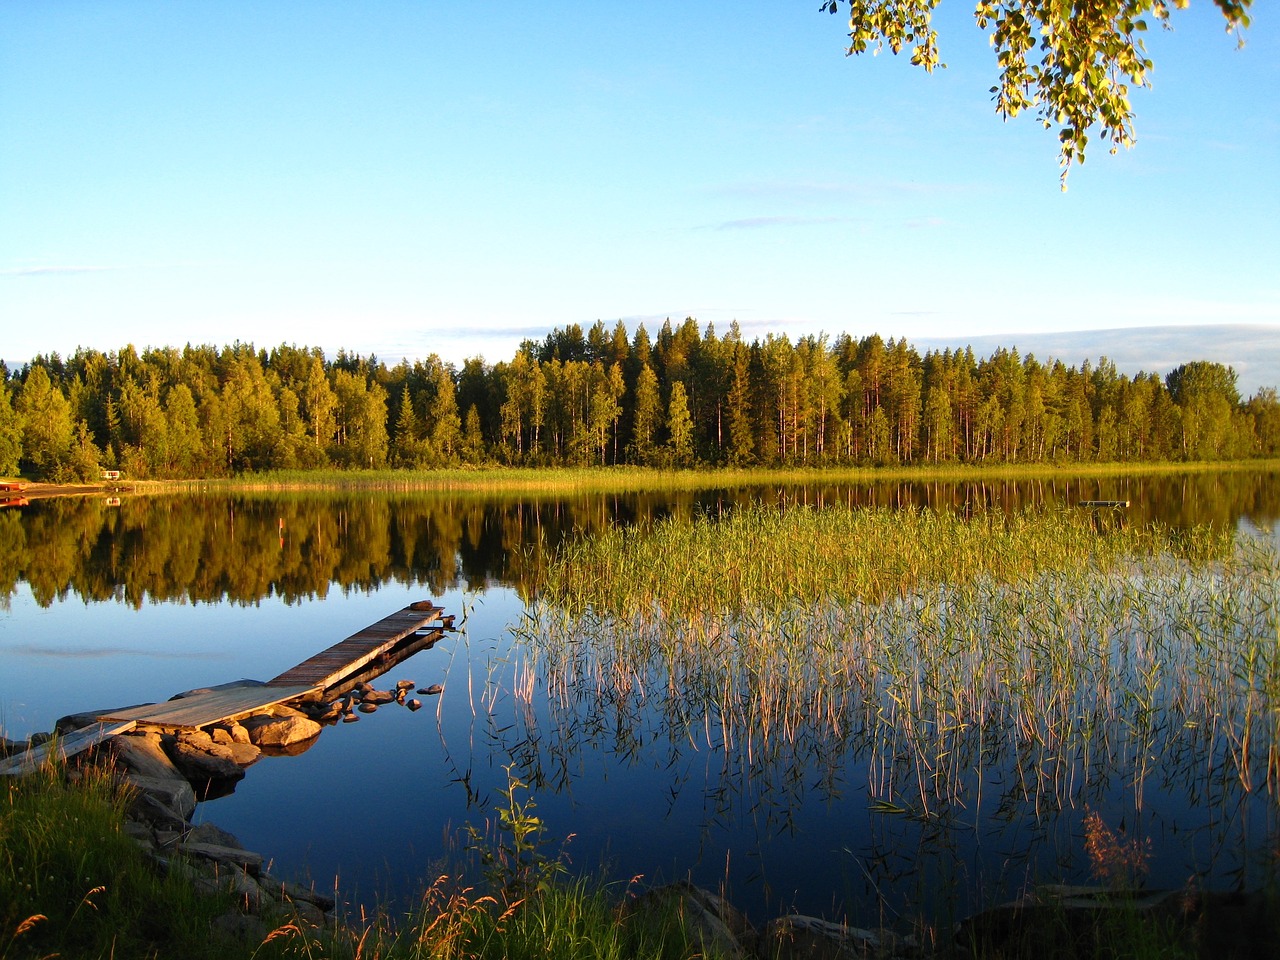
0, 720, 137, 777
93, 683, 320, 729
268, 601, 445, 690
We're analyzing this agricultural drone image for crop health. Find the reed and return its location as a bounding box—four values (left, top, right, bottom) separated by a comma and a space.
509, 504, 1279, 903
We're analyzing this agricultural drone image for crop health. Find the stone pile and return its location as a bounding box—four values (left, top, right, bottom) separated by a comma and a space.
83, 725, 336, 939
296, 678, 443, 723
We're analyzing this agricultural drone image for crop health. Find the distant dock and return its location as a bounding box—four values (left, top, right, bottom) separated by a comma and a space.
1, 600, 452, 773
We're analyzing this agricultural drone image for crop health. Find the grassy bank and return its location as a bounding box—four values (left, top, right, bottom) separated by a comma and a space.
1, 760, 238, 959
65, 458, 1280, 499
1, 759, 724, 960
4, 754, 1253, 959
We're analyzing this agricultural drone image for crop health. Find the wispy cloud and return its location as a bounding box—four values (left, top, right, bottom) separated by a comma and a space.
712, 215, 853, 230
4, 643, 229, 660
0, 264, 121, 277
904, 216, 947, 229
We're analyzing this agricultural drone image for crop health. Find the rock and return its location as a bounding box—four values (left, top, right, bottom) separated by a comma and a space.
224, 742, 261, 767
288, 899, 328, 927
211, 727, 235, 746
259, 874, 337, 913
341, 712, 359, 723
109, 733, 185, 780
241, 712, 322, 749
172, 679, 267, 701
122, 819, 156, 850
211, 911, 268, 943
127, 790, 193, 830
419, 684, 444, 696
170, 687, 214, 701
124, 773, 197, 822
28, 731, 53, 746
357, 702, 379, 714
395, 679, 415, 690
362, 689, 396, 705
218, 722, 251, 745
406, 699, 422, 711
304, 700, 343, 723
178, 841, 264, 876
626, 882, 754, 960
185, 822, 244, 848
762, 915, 911, 960
167, 736, 246, 784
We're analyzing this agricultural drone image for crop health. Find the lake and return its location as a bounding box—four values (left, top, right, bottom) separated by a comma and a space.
2, 469, 1279, 928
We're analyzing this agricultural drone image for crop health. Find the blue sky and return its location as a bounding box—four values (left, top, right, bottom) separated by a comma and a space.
2, 2, 1276, 383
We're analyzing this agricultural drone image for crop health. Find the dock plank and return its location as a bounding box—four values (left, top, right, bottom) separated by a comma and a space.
268, 601, 445, 690
0, 721, 137, 777
93, 683, 320, 729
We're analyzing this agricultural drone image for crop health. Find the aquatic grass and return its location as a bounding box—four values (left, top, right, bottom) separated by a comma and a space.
507, 505, 1280, 911
538, 504, 1234, 617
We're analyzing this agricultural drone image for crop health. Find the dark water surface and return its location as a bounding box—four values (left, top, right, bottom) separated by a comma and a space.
2, 469, 1278, 926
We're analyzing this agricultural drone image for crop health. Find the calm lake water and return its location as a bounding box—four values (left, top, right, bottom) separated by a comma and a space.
2, 470, 1279, 927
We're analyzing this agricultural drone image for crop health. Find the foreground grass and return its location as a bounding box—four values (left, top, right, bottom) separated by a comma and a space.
1, 761, 237, 960
1, 759, 734, 960
3, 755, 1245, 960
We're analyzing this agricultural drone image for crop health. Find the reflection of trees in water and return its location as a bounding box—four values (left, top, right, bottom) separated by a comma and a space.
5, 470, 1280, 609
500, 547, 1280, 915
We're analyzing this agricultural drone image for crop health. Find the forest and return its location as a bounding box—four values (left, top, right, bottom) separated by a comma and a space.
1, 319, 1277, 481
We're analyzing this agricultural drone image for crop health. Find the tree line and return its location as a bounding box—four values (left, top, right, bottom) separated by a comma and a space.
1, 320, 1277, 481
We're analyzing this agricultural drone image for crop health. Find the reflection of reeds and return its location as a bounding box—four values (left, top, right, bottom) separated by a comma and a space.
509, 505, 1278, 831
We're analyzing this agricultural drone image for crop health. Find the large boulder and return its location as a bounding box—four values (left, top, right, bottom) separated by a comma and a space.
109, 732, 185, 781
241, 708, 322, 749
167, 731, 246, 784
123, 773, 197, 822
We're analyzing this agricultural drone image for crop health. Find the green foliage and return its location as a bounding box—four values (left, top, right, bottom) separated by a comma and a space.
1, 759, 238, 960
7, 327, 1278, 479
822, 0, 1253, 184
464, 766, 569, 904
0, 380, 22, 477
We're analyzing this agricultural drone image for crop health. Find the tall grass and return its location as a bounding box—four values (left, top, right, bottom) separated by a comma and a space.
509, 505, 1280, 898
1, 759, 238, 960
0, 757, 736, 960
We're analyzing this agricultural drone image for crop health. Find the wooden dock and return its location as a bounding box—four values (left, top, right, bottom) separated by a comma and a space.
92, 681, 321, 730
0, 721, 137, 777
77, 601, 451, 732
268, 600, 450, 690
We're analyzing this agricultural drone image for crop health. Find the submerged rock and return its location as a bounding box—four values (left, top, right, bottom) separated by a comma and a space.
418, 684, 444, 696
